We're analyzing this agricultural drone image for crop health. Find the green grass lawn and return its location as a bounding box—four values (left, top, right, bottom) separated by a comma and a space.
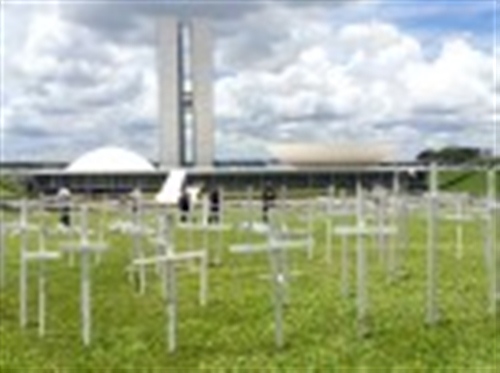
439, 170, 499, 196
0, 202, 498, 372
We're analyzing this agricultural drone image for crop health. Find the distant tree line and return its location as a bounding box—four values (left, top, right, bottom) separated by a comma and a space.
416, 146, 497, 165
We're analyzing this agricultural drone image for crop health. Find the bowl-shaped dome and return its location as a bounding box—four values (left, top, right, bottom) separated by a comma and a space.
66, 146, 155, 173
268, 142, 394, 165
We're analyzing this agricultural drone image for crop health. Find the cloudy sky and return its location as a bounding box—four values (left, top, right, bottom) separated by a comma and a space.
1, 0, 497, 162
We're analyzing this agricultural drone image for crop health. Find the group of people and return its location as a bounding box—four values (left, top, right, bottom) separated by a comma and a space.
178, 182, 277, 223
56, 182, 278, 229
178, 185, 221, 223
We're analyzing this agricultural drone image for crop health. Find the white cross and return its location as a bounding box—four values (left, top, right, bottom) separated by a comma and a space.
17, 200, 62, 337
325, 208, 355, 265
442, 195, 473, 260
20, 225, 61, 337
332, 180, 397, 337
132, 249, 208, 353
123, 197, 153, 294
59, 204, 107, 346
230, 218, 313, 348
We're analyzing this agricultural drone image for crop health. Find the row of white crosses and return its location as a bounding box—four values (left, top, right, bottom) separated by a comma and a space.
426, 164, 498, 323
333, 180, 397, 337
131, 169, 209, 353
15, 196, 110, 344
325, 174, 406, 285
56, 193, 108, 268
5, 166, 495, 351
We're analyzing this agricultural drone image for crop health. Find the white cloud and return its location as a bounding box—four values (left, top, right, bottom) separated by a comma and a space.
2, 1, 495, 161
3, 5, 157, 160
215, 17, 494, 159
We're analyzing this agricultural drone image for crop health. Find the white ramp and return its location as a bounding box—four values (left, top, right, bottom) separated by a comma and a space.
155, 169, 187, 204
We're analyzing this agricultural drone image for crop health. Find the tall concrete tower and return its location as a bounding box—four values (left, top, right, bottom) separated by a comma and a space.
157, 17, 214, 168
190, 18, 214, 167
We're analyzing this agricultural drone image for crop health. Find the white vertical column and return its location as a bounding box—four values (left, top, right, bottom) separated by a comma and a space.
400, 173, 410, 270
0, 211, 5, 289
340, 234, 349, 297
355, 178, 368, 337
268, 240, 285, 348
157, 17, 181, 168
134, 197, 147, 295
80, 205, 91, 346
19, 199, 28, 328
164, 258, 177, 353
191, 19, 214, 166
485, 168, 497, 314
387, 172, 400, 282
426, 163, 439, 325
38, 228, 46, 337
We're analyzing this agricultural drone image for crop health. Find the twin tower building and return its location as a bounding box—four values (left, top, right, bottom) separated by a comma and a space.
157, 17, 214, 168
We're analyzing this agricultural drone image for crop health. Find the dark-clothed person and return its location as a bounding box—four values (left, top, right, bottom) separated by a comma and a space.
208, 187, 221, 224
60, 205, 71, 227
262, 182, 276, 222
178, 189, 190, 222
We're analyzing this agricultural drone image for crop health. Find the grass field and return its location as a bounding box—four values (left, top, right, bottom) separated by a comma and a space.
439, 170, 500, 196
0, 199, 498, 372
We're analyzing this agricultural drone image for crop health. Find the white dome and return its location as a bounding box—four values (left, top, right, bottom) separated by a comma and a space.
66, 146, 155, 173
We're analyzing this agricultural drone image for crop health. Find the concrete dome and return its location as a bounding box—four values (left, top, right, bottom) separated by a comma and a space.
66, 146, 155, 173
268, 142, 395, 165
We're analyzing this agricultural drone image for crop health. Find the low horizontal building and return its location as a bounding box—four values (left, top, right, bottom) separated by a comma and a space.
3, 143, 431, 195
